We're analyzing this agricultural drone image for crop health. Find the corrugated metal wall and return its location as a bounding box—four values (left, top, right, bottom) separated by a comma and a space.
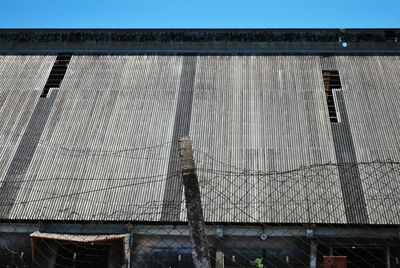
336, 56, 400, 224
190, 56, 342, 223
0, 56, 54, 183
0, 55, 398, 224
10, 56, 182, 221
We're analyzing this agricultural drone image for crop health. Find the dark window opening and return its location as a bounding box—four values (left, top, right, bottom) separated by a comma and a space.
55, 242, 110, 268
320, 53, 334, 58
41, 55, 71, 98
322, 70, 342, 123
137, 248, 195, 268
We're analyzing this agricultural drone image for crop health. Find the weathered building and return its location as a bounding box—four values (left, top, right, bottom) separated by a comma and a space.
0, 29, 399, 267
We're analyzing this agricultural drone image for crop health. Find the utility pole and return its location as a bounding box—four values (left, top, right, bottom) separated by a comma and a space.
179, 136, 211, 268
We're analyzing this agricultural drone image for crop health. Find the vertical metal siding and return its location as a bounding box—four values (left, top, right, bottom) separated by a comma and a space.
10, 56, 182, 220
335, 56, 400, 224
0, 56, 55, 186
191, 56, 344, 223
2, 55, 399, 224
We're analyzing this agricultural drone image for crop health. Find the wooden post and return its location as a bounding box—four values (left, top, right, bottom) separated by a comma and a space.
179, 136, 211, 268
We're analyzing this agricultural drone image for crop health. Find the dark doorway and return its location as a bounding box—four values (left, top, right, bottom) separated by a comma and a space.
55, 242, 110, 268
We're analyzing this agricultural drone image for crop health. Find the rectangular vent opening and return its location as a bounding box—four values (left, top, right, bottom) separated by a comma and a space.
41, 55, 71, 98
322, 70, 342, 123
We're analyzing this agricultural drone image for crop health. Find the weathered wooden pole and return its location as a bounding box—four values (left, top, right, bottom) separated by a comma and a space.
179, 136, 211, 268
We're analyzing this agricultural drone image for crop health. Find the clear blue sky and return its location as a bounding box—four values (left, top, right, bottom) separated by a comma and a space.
1, 0, 399, 28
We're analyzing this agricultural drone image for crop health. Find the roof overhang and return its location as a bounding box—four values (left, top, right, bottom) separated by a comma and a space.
0, 28, 399, 55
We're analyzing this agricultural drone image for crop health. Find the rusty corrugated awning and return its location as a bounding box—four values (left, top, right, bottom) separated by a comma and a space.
30, 231, 126, 243
30, 231, 130, 264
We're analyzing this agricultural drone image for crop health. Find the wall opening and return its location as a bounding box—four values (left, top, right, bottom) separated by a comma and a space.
55, 242, 110, 268
41, 55, 71, 98
322, 70, 342, 123
31, 232, 127, 268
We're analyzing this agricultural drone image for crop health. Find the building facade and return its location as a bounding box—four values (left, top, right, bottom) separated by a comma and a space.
0, 29, 399, 267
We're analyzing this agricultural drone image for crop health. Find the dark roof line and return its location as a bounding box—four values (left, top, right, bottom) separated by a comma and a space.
0, 29, 399, 54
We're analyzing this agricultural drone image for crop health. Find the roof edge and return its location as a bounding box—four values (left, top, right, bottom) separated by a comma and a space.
0, 29, 399, 55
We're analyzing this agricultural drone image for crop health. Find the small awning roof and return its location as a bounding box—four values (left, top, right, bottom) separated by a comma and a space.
30, 231, 126, 243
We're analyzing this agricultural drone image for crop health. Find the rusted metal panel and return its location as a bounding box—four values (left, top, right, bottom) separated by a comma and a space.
30, 231, 126, 243
323, 256, 347, 268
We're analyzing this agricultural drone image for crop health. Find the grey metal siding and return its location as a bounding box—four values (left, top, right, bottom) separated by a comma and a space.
0, 55, 398, 224
335, 56, 400, 224
0, 56, 54, 185
190, 56, 343, 223
10, 56, 182, 220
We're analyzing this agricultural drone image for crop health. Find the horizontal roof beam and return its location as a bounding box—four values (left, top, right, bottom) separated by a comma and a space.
0, 222, 398, 239
0, 29, 399, 55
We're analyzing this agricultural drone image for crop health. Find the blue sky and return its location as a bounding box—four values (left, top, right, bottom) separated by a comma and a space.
1, 0, 399, 28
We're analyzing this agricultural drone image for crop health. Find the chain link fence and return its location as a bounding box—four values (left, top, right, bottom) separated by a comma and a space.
0, 143, 399, 267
